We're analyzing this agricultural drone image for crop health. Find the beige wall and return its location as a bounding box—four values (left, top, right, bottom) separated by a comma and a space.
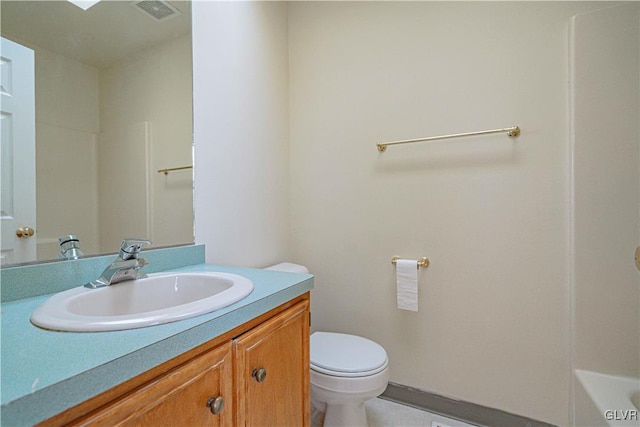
571, 3, 640, 379
193, 1, 291, 267
288, 2, 618, 426
34, 47, 100, 259
97, 122, 152, 251
99, 35, 193, 251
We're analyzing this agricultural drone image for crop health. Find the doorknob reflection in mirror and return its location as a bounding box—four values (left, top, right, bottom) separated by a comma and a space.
16, 227, 35, 239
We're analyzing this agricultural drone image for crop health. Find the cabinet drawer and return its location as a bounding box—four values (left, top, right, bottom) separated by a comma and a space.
75, 342, 233, 427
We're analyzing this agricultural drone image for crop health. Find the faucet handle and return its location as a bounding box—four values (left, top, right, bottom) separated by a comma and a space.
120, 239, 152, 260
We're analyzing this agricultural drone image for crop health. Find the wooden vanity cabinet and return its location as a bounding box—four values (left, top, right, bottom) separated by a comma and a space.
234, 298, 310, 427
74, 342, 234, 427
40, 294, 310, 427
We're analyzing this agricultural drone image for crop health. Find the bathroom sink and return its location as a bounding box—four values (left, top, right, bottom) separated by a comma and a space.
30, 272, 254, 332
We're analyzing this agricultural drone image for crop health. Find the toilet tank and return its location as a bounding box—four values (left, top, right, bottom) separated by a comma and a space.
264, 262, 309, 274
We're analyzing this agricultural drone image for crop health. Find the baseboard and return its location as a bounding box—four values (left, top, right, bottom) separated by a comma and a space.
380, 382, 558, 427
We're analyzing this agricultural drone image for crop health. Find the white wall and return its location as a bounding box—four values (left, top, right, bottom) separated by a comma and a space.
192, 1, 290, 267
571, 3, 640, 379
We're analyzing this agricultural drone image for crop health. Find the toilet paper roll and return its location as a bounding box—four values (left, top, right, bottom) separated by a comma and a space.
396, 259, 418, 312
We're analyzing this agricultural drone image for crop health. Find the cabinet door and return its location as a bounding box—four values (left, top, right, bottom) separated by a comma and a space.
234, 300, 310, 427
76, 342, 234, 427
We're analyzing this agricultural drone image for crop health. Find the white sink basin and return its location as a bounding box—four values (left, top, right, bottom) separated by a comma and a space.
30, 272, 254, 332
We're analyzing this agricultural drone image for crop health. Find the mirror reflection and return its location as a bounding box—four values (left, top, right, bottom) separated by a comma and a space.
1, 0, 194, 266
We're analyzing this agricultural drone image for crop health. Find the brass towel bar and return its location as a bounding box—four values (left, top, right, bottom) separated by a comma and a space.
157, 165, 193, 175
377, 126, 520, 152
391, 256, 430, 269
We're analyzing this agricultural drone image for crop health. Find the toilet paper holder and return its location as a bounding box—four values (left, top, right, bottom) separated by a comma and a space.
391, 256, 430, 269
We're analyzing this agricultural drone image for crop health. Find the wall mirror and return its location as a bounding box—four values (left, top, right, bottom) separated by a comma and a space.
1, 0, 193, 266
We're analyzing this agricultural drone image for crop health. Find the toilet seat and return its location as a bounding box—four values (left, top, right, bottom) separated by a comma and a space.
310, 332, 388, 378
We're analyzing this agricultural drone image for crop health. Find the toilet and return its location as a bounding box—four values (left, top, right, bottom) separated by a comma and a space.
265, 263, 390, 427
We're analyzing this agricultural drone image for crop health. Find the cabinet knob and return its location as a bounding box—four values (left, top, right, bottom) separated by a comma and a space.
206, 396, 225, 415
251, 367, 267, 383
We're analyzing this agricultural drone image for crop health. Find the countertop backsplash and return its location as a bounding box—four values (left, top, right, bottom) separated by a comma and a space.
0, 244, 205, 303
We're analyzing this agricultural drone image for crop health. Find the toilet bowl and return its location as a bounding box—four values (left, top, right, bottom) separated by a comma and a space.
265, 262, 390, 427
310, 331, 389, 427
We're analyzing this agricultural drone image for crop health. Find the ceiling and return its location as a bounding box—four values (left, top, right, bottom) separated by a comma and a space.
1, 0, 191, 69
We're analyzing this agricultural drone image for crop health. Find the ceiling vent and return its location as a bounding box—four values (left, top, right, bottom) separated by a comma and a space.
131, 0, 181, 23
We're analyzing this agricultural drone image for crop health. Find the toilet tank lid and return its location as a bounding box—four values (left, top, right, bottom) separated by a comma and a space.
310, 332, 388, 374
264, 262, 309, 274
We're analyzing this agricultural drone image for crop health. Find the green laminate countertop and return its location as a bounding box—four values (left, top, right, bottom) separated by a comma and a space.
1, 263, 313, 426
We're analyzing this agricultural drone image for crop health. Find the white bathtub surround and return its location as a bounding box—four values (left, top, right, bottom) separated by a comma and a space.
574, 370, 640, 427
570, 2, 640, 379
569, 4, 640, 426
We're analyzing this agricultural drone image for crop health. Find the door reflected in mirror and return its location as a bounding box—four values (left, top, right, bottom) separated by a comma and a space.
0, 0, 193, 266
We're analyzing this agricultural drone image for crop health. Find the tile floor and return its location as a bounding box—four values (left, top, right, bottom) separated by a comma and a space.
365, 398, 477, 427
312, 398, 476, 427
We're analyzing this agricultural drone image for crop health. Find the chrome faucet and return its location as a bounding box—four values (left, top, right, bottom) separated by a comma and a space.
85, 239, 152, 289
58, 235, 84, 260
